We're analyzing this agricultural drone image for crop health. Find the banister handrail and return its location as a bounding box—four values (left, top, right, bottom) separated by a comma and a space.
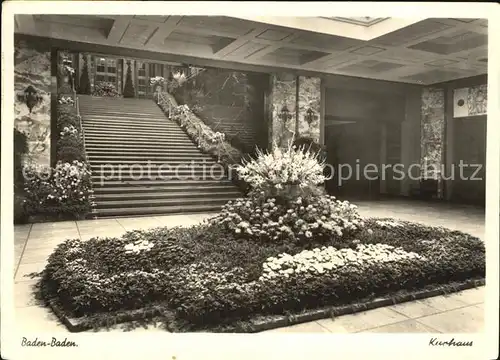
72, 87, 89, 164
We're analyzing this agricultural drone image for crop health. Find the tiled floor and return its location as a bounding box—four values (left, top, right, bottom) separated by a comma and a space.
13, 199, 485, 333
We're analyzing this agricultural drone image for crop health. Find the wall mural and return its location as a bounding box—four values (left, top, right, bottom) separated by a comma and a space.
453, 84, 487, 118
270, 73, 297, 148
421, 87, 445, 188
297, 76, 321, 143
14, 39, 52, 167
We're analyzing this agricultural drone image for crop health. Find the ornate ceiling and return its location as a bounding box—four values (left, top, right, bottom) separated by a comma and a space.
15, 15, 487, 85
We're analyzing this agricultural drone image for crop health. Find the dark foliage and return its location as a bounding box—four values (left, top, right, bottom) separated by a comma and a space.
14, 128, 28, 223
78, 59, 91, 95
123, 62, 135, 98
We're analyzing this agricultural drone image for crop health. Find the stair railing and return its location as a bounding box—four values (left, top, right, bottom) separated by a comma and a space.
73, 85, 97, 217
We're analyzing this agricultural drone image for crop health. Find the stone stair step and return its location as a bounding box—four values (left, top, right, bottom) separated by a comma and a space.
87, 155, 214, 161
85, 136, 193, 143
83, 125, 185, 132
83, 119, 176, 131
92, 173, 228, 183
85, 138, 193, 150
87, 154, 211, 160
81, 114, 167, 120
95, 203, 224, 217
86, 146, 205, 153
95, 190, 240, 201
96, 197, 234, 209
92, 179, 233, 187
83, 129, 187, 137
93, 184, 239, 194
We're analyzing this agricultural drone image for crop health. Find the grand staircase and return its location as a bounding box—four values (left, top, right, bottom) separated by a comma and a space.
79, 95, 241, 217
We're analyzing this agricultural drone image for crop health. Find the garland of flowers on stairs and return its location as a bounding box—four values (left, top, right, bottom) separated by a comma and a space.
154, 86, 249, 192
23, 52, 96, 221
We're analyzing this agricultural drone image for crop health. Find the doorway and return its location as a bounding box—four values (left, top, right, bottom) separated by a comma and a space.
451, 116, 486, 205
325, 119, 381, 200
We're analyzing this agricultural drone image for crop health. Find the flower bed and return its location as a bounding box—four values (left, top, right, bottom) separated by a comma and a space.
37, 217, 484, 332
35, 145, 485, 331
92, 82, 119, 97
23, 99, 95, 219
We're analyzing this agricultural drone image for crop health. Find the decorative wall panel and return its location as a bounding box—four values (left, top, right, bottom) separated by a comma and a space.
453, 84, 487, 117
270, 73, 297, 148
421, 87, 445, 185
297, 76, 321, 143
14, 39, 52, 166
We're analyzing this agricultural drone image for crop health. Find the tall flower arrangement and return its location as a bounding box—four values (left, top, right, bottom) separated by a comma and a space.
236, 141, 326, 199
212, 140, 364, 244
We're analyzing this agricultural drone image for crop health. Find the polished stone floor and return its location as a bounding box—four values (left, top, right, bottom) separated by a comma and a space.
13, 199, 485, 333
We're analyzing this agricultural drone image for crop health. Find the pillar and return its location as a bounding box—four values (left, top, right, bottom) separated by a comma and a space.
420, 87, 445, 198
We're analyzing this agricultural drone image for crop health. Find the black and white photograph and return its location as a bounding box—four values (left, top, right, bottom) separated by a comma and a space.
1, 2, 499, 360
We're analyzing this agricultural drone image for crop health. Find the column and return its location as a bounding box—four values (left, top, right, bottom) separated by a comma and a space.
421, 87, 445, 199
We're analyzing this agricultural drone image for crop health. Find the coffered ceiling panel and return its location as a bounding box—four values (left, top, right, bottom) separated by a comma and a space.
451, 18, 477, 23
425, 59, 460, 67
372, 19, 453, 47
349, 45, 386, 56
338, 60, 405, 74
376, 48, 439, 64
402, 69, 464, 83
225, 41, 269, 59
261, 47, 330, 66
33, 14, 114, 36
290, 32, 362, 52
409, 30, 487, 55
178, 16, 254, 37
17, 15, 489, 85
165, 30, 235, 54
134, 15, 170, 23
120, 22, 156, 46
256, 29, 292, 41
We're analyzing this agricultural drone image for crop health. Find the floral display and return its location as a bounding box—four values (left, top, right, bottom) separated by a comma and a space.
172, 71, 187, 85
124, 239, 155, 254
37, 218, 484, 330
236, 143, 326, 192
59, 125, 79, 139
260, 244, 425, 280
157, 97, 243, 166
150, 76, 165, 87
58, 96, 75, 105
23, 160, 94, 217
213, 195, 364, 244
92, 82, 119, 97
